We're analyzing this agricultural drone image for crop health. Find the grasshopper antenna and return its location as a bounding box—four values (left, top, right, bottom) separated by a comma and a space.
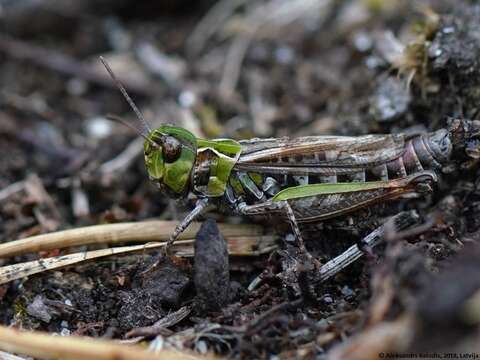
106, 114, 160, 149
99, 56, 152, 136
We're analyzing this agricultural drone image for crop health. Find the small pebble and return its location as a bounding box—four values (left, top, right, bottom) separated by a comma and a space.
275, 46, 294, 65
196, 340, 208, 354
27, 295, 52, 323
85, 117, 113, 139
148, 336, 165, 352
285, 233, 296, 243
178, 90, 197, 108
323, 295, 333, 304
341, 285, 354, 297
353, 31, 373, 52
66, 78, 88, 96
434, 48, 443, 57
365, 56, 386, 69
442, 26, 455, 34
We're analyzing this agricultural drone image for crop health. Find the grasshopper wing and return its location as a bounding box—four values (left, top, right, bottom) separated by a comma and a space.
235, 134, 405, 175
239, 171, 436, 223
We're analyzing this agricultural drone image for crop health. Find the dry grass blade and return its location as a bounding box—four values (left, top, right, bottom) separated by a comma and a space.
99, 137, 144, 175
220, 0, 332, 96
0, 180, 25, 202
0, 325, 215, 360
0, 35, 154, 96
0, 234, 276, 284
0, 349, 28, 360
0, 221, 265, 258
186, 0, 248, 54
0, 242, 168, 285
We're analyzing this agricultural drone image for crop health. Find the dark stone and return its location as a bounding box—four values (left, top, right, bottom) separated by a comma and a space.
194, 218, 230, 313
139, 260, 190, 307
117, 259, 190, 330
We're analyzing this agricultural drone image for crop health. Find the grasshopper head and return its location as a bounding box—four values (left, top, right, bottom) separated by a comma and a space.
98, 57, 198, 197
144, 125, 197, 198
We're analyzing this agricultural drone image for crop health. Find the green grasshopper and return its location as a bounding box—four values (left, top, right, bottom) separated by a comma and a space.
100, 57, 480, 255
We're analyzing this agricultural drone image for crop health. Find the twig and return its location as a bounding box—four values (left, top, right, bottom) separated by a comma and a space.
219, 0, 332, 97
315, 211, 421, 283
0, 325, 212, 360
99, 137, 144, 175
24, 174, 61, 232
186, 0, 248, 55
0, 234, 276, 284
126, 306, 192, 339
219, 32, 255, 99
0, 242, 169, 285
0, 35, 154, 96
0, 180, 25, 202
245, 298, 303, 334
1, 91, 58, 120
136, 43, 186, 86
0, 221, 267, 258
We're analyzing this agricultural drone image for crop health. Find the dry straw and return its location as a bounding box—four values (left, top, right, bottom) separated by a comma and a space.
0, 221, 276, 284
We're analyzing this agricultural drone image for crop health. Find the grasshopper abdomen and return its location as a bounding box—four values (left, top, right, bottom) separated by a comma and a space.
380, 129, 451, 180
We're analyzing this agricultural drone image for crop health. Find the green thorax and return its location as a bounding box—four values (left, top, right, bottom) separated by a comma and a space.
193, 138, 242, 197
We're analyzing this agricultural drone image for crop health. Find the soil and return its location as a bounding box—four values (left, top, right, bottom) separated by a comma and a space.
1, 0, 480, 358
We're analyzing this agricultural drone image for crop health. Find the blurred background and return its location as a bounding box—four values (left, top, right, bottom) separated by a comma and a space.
1, 0, 480, 357
1, 0, 466, 239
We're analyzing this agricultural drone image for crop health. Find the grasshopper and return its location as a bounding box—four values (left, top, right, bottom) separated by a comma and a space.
100, 57, 480, 256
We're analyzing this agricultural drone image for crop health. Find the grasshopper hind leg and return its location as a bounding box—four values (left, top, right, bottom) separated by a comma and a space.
281, 201, 306, 250
281, 201, 322, 268
237, 200, 321, 267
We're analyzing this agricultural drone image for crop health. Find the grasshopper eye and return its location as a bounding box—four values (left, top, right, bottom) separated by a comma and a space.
144, 144, 152, 156
162, 136, 182, 163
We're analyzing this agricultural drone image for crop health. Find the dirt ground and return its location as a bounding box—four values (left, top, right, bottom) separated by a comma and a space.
1, 0, 480, 359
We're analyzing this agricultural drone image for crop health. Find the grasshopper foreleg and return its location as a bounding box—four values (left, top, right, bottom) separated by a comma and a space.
168, 198, 210, 248
142, 198, 211, 275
